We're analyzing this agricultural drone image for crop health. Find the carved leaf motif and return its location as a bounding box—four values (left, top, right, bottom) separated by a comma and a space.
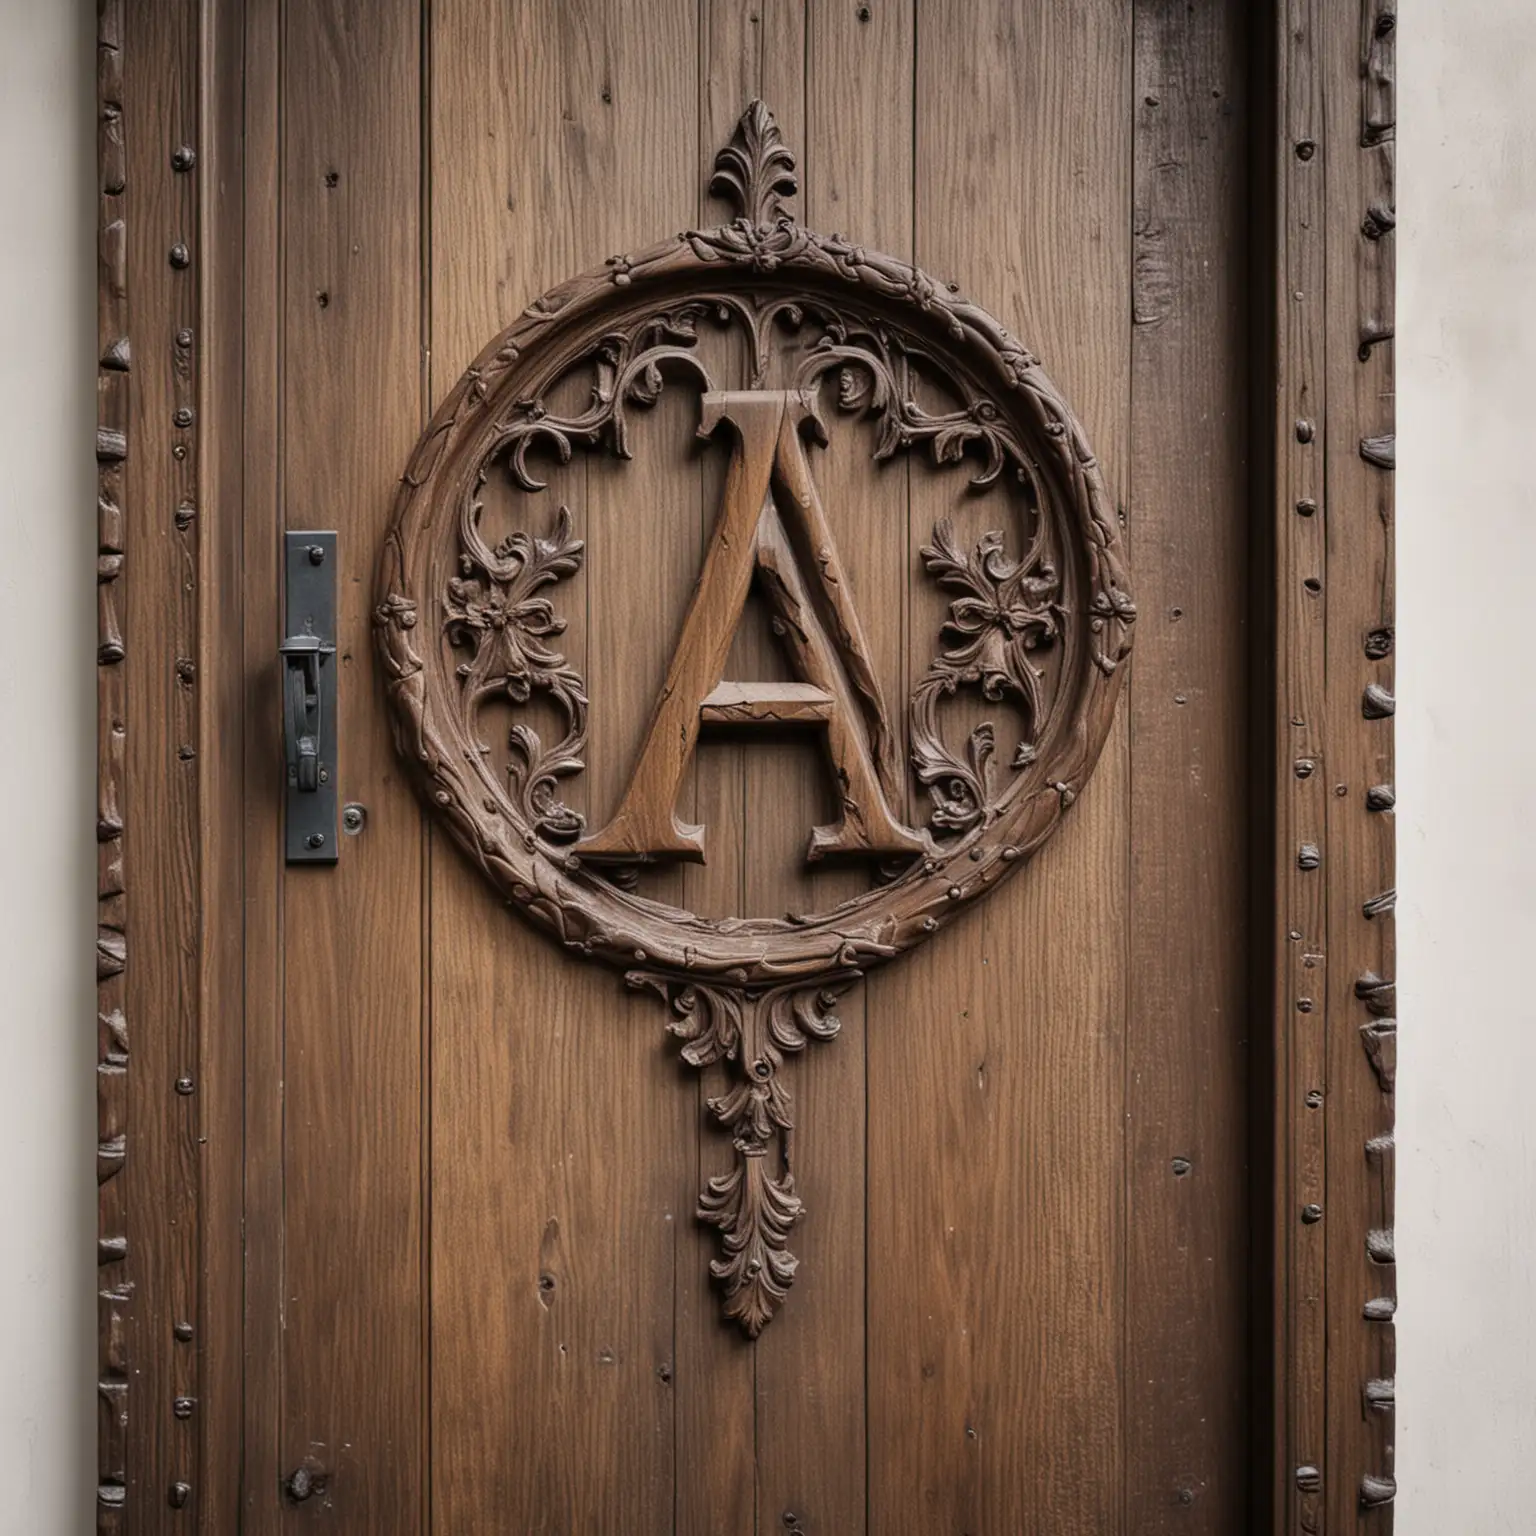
709, 99, 798, 227
445, 505, 588, 841
628, 974, 742, 1068
699, 1149, 802, 1338
630, 974, 854, 1335
910, 520, 1065, 834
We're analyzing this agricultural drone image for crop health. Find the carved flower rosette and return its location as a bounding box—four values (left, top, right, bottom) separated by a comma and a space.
375, 102, 1134, 1335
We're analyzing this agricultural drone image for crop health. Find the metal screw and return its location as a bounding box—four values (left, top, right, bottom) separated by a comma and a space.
168, 1481, 191, 1509
174, 406, 194, 429
342, 804, 366, 835
173, 1396, 196, 1419
307, 544, 326, 565
306, 833, 326, 850
171, 144, 196, 172
173, 1320, 194, 1342
1301, 1203, 1323, 1224
175, 327, 194, 349
174, 1075, 194, 1096
169, 242, 190, 269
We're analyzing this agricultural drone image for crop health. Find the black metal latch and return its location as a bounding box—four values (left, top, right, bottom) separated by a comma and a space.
282, 531, 338, 863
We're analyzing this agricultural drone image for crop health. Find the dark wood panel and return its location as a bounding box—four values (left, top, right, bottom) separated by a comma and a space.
198, 0, 250, 1525
118, 0, 204, 1525
92, 2, 1398, 1525
239, 0, 286, 1526
428, 4, 695, 1530
867, 3, 1133, 1531
1272, 1, 1331, 1528
277, 1, 426, 1524
1126, 1, 1256, 1526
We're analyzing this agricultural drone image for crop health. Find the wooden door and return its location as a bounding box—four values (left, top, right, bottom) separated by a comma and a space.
95, 0, 1399, 1531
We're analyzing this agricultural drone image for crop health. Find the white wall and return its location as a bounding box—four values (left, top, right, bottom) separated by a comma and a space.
0, 0, 96, 1532
1395, 7, 1536, 1533
0, 2, 1530, 1531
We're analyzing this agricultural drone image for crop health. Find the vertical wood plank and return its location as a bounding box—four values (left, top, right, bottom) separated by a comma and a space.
678, 9, 813, 1530
678, 12, 761, 1536
1323, 0, 1397, 1527
729, 9, 916, 1534
870, 3, 1133, 1531
428, 5, 694, 1530
239, 0, 286, 1527
277, 0, 426, 1524
198, 0, 248, 1525
1272, 0, 1331, 1528
121, 0, 204, 1523
1127, 2, 1255, 1526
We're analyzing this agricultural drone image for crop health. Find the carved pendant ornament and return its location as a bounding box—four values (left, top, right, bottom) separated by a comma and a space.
375, 102, 1134, 1335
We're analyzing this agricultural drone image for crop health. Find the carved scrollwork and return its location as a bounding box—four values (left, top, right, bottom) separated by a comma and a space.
375, 100, 1134, 1332
445, 505, 588, 841
630, 972, 854, 1334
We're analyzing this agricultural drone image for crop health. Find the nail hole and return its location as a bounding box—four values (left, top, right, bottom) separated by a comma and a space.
316, 291, 330, 308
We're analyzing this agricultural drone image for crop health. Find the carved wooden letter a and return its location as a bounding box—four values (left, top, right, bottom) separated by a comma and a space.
581, 391, 926, 865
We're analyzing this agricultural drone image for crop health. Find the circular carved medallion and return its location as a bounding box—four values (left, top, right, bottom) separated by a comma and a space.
374, 102, 1134, 1333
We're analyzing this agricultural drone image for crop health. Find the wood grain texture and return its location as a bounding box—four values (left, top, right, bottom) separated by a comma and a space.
1323, 1, 1397, 1527
117, 0, 205, 1524
98, 3, 1395, 1525
197, 0, 249, 1525
276, 0, 426, 1524
747, 5, 913, 1526
428, 4, 694, 1529
1127, 1, 1256, 1526
239, 1, 286, 1526
1272, 0, 1331, 1528
868, 3, 1132, 1531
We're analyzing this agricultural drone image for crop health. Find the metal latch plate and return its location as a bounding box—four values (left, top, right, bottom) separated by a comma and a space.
283, 531, 338, 863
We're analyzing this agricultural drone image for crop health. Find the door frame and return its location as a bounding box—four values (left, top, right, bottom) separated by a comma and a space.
91, 0, 1396, 1528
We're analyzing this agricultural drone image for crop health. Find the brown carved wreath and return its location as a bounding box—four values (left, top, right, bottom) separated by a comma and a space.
375, 102, 1133, 1335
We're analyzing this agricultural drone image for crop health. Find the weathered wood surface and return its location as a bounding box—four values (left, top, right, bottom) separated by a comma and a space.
99, 0, 1393, 1528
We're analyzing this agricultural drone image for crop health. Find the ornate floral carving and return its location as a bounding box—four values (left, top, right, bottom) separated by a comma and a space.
709, 97, 799, 227
630, 973, 852, 1335
445, 505, 588, 841
911, 521, 1066, 833
375, 99, 1134, 1332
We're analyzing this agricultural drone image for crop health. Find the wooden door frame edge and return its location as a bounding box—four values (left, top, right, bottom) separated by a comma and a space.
94, 0, 1396, 1528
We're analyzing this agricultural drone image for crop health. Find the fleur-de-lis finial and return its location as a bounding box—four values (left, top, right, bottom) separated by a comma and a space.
710, 99, 798, 226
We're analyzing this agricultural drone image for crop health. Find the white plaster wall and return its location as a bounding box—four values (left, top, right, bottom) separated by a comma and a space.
0, 1, 1531, 1531
1395, 5, 1536, 1532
